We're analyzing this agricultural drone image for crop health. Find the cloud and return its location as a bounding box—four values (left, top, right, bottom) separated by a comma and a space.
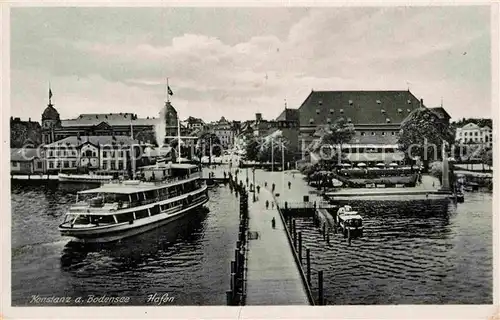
10, 6, 491, 123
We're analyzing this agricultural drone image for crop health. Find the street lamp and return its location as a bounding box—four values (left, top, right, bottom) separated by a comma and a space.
252, 167, 256, 202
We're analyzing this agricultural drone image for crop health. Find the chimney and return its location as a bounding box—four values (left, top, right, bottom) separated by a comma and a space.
29, 117, 31, 122
420, 99, 423, 107
255, 113, 262, 122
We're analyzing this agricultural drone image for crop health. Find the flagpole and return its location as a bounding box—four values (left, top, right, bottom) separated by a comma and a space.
167, 78, 170, 103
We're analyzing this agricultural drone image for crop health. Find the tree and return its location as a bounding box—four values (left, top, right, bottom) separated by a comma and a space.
244, 137, 261, 161
311, 118, 355, 162
398, 108, 455, 171
197, 131, 222, 161
256, 132, 295, 168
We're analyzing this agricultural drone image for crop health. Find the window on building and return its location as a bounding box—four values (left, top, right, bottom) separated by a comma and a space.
71, 161, 76, 167
475, 132, 479, 136
49, 162, 54, 169
407, 100, 412, 104
382, 132, 386, 136
391, 132, 396, 136
309, 118, 314, 124
118, 162, 124, 170
371, 132, 375, 136
376, 100, 381, 104
103, 162, 107, 170
347, 118, 352, 123
103, 151, 107, 158
407, 109, 411, 113
361, 132, 366, 136
327, 118, 331, 124
348, 100, 353, 105
56, 150, 60, 156
386, 118, 391, 123
111, 162, 116, 170
57, 162, 61, 168
397, 108, 402, 113
316, 109, 320, 114
49, 151, 53, 157
329, 109, 334, 114
64, 161, 69, 168
340, 109, 344, 114
381, 109, 386, 114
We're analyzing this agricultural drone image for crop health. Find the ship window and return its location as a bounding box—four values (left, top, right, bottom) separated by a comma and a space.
116, 212, 134, 223
361, 132, 366, 136
135, 209, 149, 219
150, 205, 161, 215
382, 132, 386, 136
96, 215, 115, 224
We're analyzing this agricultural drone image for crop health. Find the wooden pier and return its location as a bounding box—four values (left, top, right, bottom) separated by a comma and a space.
244, 187, 312, 305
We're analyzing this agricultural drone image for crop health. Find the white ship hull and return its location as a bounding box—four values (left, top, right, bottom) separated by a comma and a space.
60, 195, 208, 243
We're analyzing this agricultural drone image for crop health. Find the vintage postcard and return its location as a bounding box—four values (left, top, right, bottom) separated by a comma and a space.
1, 1, 498, 319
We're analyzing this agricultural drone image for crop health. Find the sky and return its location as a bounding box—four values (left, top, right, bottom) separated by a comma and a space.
10, 6, 492, 123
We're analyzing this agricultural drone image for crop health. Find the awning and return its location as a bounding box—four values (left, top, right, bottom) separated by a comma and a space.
345, 152, 405, 163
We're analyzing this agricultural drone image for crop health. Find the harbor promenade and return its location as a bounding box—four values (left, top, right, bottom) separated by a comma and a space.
244, 186, 310, 305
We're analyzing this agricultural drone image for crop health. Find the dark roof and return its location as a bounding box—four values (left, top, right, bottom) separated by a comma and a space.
45, 135, 144, 147
42, 104, 60, 120
11, 148, 41, 161
297, 90, 422, 126
429, 107, 451, 120
276, 108, 300, 121
61, 113, 158, 127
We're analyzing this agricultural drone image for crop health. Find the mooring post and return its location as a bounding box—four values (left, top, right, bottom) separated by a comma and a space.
234, 249, 239, 274
226, 290, 233, 306
306, 248, 311, 285
326, 230, 330, 244
348, 228, 351, 246
298, 232, 303, 263
318, 270, 324, 305
322, 223, 326, 240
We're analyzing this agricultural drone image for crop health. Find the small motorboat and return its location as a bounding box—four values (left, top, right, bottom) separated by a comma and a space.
336, 205, 363, 238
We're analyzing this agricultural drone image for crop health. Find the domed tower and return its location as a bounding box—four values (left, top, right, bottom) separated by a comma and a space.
160, 101, 179, 137
41, 88, 60, 144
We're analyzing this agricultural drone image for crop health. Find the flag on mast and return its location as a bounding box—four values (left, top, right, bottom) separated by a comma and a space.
168, 86, 173, 96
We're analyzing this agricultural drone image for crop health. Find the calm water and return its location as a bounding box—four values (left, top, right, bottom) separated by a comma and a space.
11, 181, 493, 305
11, 182, 239, 306
297, 193, 493, 304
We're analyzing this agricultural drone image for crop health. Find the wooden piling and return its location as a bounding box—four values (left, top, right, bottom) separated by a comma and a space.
306, 248, 311, 285
326, 230, 330, 244
231, 260, 235, 274
322, 224, 326, 240
318, 270, 324, 305
348, 228, 351, 245
226, 290, 233, 306
298, 232, 303, 263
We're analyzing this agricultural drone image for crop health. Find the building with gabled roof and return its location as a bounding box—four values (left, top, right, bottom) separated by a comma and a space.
455, 122, 492, 147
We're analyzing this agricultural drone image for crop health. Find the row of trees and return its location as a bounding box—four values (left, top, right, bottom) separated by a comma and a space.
244, 131, 295, 164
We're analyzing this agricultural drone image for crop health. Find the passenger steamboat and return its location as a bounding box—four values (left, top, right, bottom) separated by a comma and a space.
59, 163, 208, 242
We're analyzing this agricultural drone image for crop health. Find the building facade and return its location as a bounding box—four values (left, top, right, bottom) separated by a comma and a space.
40, 97, 182, 146
10, 117, 42, 148
456, 123, 492, 147
211, 116, 235, 149
10, 148, 45, 175
43, 135, 147, 174
286, 90, 443, 164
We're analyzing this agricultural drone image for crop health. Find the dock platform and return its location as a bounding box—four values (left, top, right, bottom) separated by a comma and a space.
244, 187, 311, 305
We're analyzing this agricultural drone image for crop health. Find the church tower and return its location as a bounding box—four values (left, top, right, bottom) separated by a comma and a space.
41, 87, 60, 144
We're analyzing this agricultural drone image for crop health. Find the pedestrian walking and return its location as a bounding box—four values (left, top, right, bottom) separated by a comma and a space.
271, 217, 276, 229
272, 183, 275, 193
264, 181, 268, 187
288, 181, 291, 189
256, 185, 260, 194
265, 200, 269, 209
271, 202, 274, 209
